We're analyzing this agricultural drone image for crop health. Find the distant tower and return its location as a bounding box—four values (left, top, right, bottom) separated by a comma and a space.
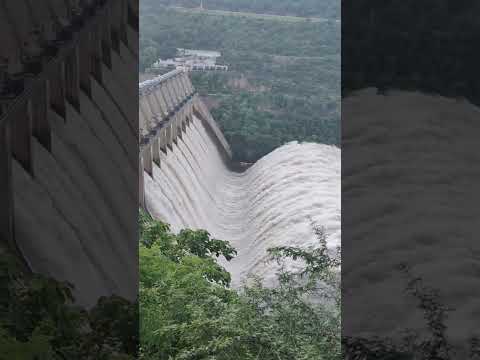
200, 0, 204, 10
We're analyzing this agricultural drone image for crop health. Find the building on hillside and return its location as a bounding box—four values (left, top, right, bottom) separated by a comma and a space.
177, 48, 220, 59
152, 48, 228, 72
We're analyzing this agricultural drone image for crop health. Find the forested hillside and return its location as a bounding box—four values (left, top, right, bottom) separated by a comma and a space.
140, 2, 340, 162
141, 0, 339, 19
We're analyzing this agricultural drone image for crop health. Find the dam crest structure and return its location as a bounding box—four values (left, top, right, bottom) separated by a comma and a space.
139, 69, 232, 208
140, 70, 341, 286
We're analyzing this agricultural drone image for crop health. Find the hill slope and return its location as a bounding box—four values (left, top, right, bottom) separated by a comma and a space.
140, 4, 340, 161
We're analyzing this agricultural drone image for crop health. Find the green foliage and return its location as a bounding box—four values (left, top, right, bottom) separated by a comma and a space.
139, 216, 237, 358
139, 214, 340, 359
0, 252, 137, 359
205, 88, 339, 162
140, 46, 159, 73
140, 7, 339, 64
88, 296, 139, 357
268, 225, 341, 292
141, 0, 340, 19
139, 5, 340, 161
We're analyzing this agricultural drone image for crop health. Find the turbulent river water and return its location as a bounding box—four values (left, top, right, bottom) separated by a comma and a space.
144, 115, 341, 286
342, 89, 480, 353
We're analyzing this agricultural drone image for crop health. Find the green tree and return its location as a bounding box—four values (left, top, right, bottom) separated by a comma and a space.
140, 46, 159, 72
139, 212, 341, 359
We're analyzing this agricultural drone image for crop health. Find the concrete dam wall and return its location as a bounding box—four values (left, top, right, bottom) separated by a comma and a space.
1, 0, 139, 306
140, 71, 341, 285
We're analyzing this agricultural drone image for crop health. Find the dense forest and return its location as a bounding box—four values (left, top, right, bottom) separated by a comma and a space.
140, 3, 340, 161
139, 211, 341, 359
141, 0, 339, 19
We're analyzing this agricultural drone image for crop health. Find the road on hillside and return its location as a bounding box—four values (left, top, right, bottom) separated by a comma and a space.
166, 6, 340, 24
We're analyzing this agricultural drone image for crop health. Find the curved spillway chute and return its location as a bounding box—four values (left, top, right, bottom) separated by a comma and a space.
140, 75, 340, 285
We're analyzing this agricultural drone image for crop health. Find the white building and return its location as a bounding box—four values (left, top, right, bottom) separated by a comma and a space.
177, 48, 221, 60
152, 48, 228, 72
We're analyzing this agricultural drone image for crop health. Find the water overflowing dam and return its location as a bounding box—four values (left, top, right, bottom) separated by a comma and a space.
140, 71, 340, 285
343, 89, 480, 353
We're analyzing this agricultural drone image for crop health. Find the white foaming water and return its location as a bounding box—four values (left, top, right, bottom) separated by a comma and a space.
144, 116, 340, 286
342, 89, 480, 352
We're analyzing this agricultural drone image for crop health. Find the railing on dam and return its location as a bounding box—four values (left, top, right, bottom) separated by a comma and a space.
139, 69, 194, 146
138, 69, 232, 208
0, 0, 138, 257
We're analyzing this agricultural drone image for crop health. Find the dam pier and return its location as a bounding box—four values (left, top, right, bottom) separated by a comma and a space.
138, 69, 232, 209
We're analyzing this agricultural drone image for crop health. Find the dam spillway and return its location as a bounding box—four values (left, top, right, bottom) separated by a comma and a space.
140, 71, 340, 285
1, 0, 139, 306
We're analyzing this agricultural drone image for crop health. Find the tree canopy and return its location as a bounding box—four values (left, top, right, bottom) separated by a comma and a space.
139, 211, 341, 359
141, 0, 339, 19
